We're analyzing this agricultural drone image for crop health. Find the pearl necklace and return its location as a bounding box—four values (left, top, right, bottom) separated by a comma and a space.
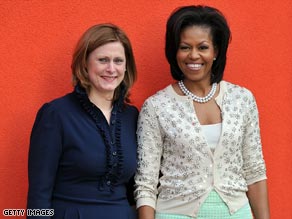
178, 80, 217, 103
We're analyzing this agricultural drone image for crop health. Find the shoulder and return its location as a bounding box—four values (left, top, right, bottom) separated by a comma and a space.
124, 104, 139, 113
122, 104, 139, 118
31, 92, 75, 132
35, 92, 76, 118
221, 80, 254, 100
142, 85, 175, 106
47, 92, 76, 109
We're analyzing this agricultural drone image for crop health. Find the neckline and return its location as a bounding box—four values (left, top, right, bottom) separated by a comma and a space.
74, 84, 124, 191
168, 80, 225, 102
201, 122, 222, 127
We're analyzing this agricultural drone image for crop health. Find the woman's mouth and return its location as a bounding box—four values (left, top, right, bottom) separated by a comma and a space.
186, 63, 203, 70
101, 76, 117, 82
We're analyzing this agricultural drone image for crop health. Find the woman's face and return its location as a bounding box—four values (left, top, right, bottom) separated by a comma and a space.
176, 25, 217, 83
86, 41, 126, 96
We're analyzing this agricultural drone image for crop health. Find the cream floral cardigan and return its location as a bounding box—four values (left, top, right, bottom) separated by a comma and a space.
134, 81, 267, 217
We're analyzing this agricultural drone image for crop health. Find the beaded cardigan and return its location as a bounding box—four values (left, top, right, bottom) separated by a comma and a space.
134, 81, 267, 217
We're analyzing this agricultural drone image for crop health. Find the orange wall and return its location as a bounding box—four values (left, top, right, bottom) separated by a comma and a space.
0, 0, 291, 218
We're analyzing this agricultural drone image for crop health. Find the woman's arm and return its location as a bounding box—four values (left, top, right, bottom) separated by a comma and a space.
247, 180, 270, 219
134, 99, 163, 219
138, 206, 155, 219
242, 92, 270, 219
27, 103, 62, 212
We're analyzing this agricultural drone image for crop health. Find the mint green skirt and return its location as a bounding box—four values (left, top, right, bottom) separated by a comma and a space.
155, 190, 252, 219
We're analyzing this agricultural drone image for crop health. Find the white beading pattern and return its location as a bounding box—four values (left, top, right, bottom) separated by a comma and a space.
178, 80, 217, 103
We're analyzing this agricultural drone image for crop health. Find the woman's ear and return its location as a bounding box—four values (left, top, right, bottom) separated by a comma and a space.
214, 46, 218, 59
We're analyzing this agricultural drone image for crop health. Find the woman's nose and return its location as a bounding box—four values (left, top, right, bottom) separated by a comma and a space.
188, 49, 200, 59
106, 61, 115, 73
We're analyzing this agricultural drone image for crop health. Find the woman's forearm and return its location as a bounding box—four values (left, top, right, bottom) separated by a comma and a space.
138, 205, 155, 219
247, 180, 270, 219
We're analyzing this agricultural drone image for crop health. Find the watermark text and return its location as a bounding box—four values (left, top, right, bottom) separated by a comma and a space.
3, 209, 54, 217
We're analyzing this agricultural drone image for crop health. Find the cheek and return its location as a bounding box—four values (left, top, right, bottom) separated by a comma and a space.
176, 53, 185, 65
119, 70, 126, 78
118, 64, 126, 74
88, 63, 103, 74
207, 57, 215, 65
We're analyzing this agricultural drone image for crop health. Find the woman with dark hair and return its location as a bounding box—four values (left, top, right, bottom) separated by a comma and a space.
27, 23, 138, 219
135, 5, 270, 219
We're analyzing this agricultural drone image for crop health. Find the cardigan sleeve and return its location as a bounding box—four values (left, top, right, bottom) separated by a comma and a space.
27, 103, 62, 213
242, 92, 267, 185
134, 98, 163, 209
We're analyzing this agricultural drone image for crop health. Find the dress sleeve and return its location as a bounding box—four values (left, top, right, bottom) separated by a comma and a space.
242, 93, 267, 185
134, 98, 163, 209
27, 103, 62, 211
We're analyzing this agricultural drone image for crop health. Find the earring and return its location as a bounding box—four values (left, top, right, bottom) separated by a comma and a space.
213, 57, 216, 61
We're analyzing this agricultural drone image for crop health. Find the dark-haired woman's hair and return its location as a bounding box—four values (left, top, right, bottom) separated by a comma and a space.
165, 5, 231, 83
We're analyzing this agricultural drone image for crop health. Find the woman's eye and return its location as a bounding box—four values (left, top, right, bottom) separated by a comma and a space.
114, 58, 124, 64
98, 58, 108, 63
179, 46, 190, 51
199, 45, 209, 50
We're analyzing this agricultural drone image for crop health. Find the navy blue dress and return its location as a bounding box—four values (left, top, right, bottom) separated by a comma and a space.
27, 85, 139, 219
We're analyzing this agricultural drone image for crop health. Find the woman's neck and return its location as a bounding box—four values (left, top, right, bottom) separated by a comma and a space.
88, 91, 114, 123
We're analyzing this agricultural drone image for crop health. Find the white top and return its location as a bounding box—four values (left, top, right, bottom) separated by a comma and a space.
134, 81, 267, 217
201, 123, 222, 153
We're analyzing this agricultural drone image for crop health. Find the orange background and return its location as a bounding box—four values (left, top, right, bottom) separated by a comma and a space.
0, 0, 291, 218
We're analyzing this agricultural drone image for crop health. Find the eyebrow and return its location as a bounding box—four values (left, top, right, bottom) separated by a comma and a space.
179, 40, 211, 45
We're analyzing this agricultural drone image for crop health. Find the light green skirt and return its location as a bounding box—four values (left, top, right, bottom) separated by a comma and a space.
155, 190, 252, 219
